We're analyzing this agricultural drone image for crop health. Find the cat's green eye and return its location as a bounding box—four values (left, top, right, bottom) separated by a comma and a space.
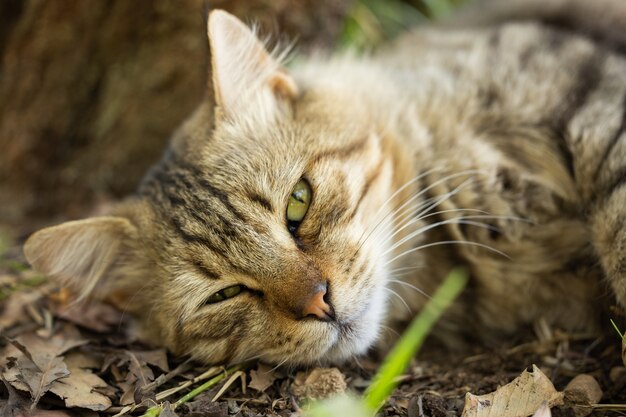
205, 285, 243, 304
287, 179, 312, 227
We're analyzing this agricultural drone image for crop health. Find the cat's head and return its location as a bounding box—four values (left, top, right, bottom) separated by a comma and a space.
24, 11, 403, 365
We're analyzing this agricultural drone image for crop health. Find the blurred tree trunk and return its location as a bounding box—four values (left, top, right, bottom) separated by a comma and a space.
0, 0, 352, 229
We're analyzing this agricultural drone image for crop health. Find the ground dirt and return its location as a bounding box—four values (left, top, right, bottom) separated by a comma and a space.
1, 237, 626, 417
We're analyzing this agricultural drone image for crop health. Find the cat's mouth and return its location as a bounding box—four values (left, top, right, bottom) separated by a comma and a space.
338, 320, 356, 335
314, 298, 384, 363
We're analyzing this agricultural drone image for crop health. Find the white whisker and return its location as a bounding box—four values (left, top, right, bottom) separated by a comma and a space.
387, 278, 431, 299
385, 240, 511, 266
372, 177, 481, 248
387, 265, 426, 275
356, 170, 486, 257
384, 287, 412, 313
379, 207, 487, 247
379, 324, 402, 338
269, 357, 289, 373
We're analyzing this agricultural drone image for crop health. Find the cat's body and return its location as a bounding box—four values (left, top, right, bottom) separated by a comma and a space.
379, 16, 626, 342
24, 0, 626, 365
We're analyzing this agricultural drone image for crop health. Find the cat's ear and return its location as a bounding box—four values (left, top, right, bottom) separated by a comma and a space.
23, 217, 137, 301
207, 10, 298, 118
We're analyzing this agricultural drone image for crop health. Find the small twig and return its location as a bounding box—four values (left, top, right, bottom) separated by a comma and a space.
141, 363, 247, 417
210, 370, 244, 402
155, 366, 222, 401
112, 365, 224, 417
112, 365, 226, 417
140, 360, 193, 395
592, 403, 626, 410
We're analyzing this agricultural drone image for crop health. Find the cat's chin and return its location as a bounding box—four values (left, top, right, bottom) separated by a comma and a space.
322, 320, 380, 364
272, 289, 387, 366
257, 319, 381, 366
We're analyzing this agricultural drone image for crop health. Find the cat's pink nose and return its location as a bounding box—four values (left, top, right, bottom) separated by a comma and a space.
302, 286, 335, 321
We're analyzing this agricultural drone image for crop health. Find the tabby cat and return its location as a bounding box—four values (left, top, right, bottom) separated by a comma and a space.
24, 0, 626, 365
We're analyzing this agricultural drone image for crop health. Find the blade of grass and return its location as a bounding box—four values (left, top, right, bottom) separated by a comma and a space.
610, 319, 625, 342
363, 267, 468, 411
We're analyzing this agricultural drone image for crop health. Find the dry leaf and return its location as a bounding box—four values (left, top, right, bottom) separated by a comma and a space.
16, 355, 69, 408
1, 326, 87, 408
128, 351, 156, 387
461, 365, 563, 417
1, 374, 31, 417
134, 349, 169, 373
108, 349, 167, 406
249, 364, 276, 392
53, 300, 123, 333
49, 352, 112, 411
118, 381, 137, 406
0, 290, 44, 331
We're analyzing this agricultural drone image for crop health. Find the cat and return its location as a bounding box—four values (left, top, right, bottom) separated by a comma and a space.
23, 0, 626, 365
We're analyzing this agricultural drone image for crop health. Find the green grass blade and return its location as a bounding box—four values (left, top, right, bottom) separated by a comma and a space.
363, 267, 468, 411
141, 363, 245, 417
611, 318, 625, 342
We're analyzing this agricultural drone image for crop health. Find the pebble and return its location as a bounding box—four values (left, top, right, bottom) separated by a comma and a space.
291, 367, 347, 400
563, 374, 603, 417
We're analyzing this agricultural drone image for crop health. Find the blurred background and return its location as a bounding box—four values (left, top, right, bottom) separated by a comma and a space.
0, 0, 464, 236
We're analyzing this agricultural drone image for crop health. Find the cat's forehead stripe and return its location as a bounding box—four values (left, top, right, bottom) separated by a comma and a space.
311, 135, 370, 165
139, 157, 260, 274
246, 191, 274, 212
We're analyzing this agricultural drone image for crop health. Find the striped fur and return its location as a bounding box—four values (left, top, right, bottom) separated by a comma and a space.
24, 1, 626, 365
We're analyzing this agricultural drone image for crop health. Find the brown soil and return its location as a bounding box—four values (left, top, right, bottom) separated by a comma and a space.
1, 238, 625, 417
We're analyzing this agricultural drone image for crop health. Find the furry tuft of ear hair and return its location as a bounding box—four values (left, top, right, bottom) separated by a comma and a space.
207, 10, 298, 120
23, 216, 138, 301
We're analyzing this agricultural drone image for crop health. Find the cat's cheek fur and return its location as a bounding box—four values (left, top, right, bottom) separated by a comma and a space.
326, 279, 389, 362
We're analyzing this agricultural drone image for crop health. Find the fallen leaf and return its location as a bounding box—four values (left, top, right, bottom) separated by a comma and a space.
48, 352, 112, 411
1, 325, 87, 408
53, 300, 123, 333
128, 351, 156, 387
0, 290, 44, 331
19, 356, 68, 408
118, 381, 137, 406
1, 374, 30, 417
461, 365, 563, 417
249, 364, 276, 392
134, 349, 169, 373
105, 349, 166, 406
